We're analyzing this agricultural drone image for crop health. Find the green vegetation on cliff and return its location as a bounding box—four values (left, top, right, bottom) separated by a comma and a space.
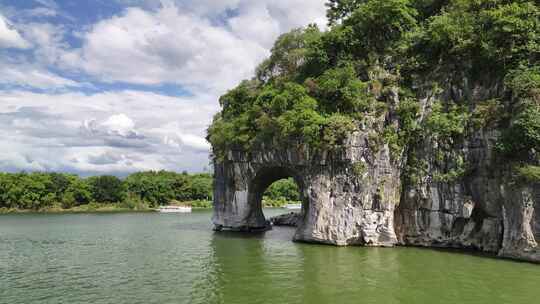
207, 0, 540, 183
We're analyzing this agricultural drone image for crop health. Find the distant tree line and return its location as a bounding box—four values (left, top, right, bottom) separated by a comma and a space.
0, 171, 213, 210
0, 171, 301, 211
262, 178, 301, 207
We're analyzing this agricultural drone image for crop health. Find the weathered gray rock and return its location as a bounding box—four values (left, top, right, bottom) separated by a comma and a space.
212, 81, 540, 263
499, 185, 539, 261
392, 88, 539, 262
394, 129, 504, 254
270, 212, 301, 227
212, 132, 400, 247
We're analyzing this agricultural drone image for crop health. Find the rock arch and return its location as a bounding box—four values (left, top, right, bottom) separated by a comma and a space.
248, 166, 305, 212
211, 132, 540, 262
212, 134, 400, 246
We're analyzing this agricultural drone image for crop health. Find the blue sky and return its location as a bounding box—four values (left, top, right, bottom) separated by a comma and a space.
0, 0, 326, 176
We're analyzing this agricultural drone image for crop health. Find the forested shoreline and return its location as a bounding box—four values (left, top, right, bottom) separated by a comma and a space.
0, 171, 299, 213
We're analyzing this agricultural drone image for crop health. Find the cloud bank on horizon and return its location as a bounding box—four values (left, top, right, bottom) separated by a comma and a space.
0, 0, 326, 175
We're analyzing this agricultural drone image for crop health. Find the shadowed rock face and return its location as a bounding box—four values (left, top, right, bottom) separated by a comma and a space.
535, 189, 540, 241
395, 129, 503, 253
269, 212, 301, 227
212, 86, 540, 263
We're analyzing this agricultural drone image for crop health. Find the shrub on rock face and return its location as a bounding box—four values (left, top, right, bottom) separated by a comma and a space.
499, 106, 540, 160
257, 27, 324, 82
479, 2, 540, 67
323, 114, 357, 149
471, 99, 506, 129
506, 67, 540, 102
326, 0, 363, 26
344, 0, 418, 54
516, 165, 540, 183
425, 102, 470, 140
310, 64, 373, 115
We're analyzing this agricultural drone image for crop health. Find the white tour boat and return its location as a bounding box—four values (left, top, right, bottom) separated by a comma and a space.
284, 203, 301, 210
157, 205, 192, 213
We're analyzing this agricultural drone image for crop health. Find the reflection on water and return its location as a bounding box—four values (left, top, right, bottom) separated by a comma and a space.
1, 210, 539, 304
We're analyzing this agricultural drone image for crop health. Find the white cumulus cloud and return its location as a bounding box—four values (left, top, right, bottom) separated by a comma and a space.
100, 114, 137, 137
0, 0, 327, 175
64, 5, 266, 94
0, 90, 217, 174
0, 62, 81, 89
63, 1, 326, 94
0, 14, 31, 49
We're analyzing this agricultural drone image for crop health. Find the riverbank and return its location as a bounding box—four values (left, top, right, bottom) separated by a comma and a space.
0, 200, 214, 214
0, 199, 300, 214
0, 205, 152, 214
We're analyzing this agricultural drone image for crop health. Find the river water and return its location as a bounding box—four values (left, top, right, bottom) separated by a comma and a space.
1, 209, 539, 304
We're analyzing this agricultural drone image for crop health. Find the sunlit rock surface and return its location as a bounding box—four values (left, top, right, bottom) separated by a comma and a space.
212, 132, 400, 247
212, 83, 540, 263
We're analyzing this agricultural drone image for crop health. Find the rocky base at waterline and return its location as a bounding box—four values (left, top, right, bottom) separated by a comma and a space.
269, 212, 301, 227
212, 130, 540, 262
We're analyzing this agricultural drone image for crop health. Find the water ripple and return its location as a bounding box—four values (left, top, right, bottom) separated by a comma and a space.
1, 211, 539, 304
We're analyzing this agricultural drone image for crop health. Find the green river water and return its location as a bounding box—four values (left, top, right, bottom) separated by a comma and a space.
1, 209, 539, 304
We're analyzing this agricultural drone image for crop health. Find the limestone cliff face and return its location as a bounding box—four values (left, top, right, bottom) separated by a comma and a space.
395, 128, 500, 250
394, 133, 539, 262
212, 82, 540, 263
392, 80, 540, 262
213, 131, 400, 247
